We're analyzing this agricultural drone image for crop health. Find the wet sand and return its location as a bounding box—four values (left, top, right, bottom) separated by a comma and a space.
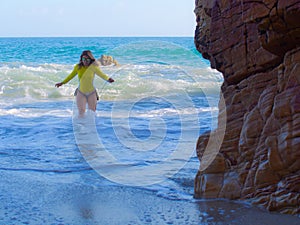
1, 170, 299, 225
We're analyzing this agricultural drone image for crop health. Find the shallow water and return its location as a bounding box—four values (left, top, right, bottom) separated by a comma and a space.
0, 37, 221, 197
1, 37, 298, 224
1, 169, 299, 225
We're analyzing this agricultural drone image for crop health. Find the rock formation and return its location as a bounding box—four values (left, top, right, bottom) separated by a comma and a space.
97, 55, 119, 66
194, 0, 300, 214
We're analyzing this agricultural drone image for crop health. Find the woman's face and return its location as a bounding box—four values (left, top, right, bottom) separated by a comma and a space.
82, 55, 91, 66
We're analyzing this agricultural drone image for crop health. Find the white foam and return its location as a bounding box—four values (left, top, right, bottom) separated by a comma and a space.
0, 107, 72, 118
0, 62, 222, 102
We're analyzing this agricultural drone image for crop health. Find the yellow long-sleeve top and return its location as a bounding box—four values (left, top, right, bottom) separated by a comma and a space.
62, 64, 109, 93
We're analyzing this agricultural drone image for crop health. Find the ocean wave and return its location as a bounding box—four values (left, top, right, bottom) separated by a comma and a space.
0, 103, 218, 119
0, 62, 222, 103
0, 167, 92, 173
0, 107, 73, 118
97, 106, 219, 119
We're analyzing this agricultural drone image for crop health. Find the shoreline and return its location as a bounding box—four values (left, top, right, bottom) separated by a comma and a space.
1, 170, 299, 225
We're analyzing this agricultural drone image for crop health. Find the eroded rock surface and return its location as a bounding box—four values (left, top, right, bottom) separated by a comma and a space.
194, 0, 300, 214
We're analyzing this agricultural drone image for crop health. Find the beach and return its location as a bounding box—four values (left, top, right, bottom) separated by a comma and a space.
1, 168, 300, 225
0, 37, 299, 224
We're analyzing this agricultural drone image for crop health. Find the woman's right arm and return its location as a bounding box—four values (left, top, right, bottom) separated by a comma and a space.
55, 65, 78, 88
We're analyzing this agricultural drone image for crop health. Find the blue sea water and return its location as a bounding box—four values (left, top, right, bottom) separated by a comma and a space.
2, 37, 298, 224
0, 37, 221, 178
0, 37, 224, 222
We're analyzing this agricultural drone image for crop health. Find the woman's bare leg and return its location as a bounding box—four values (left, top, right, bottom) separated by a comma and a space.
87, 92, 98, 112
76, 92, 87, 116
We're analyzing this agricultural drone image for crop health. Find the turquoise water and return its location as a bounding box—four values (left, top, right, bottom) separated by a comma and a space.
0, 37, 225, 223
0, 37, 201, 64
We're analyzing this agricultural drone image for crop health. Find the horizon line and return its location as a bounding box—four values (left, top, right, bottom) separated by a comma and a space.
0, 35, 194, 38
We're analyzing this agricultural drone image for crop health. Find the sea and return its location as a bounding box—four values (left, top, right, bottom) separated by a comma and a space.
1, 37, 299, 224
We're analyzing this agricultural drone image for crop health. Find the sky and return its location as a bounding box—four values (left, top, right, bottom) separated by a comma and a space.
1, 0, 196, 37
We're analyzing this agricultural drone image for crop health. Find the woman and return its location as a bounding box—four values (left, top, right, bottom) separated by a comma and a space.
55, 50, 114, 116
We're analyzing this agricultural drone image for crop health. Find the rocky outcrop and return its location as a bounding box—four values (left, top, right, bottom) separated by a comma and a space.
194, 0, 300, 214
97, 55, 119, 66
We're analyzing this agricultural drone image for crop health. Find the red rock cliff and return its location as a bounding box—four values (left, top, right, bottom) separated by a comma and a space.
194, 0, 300, 214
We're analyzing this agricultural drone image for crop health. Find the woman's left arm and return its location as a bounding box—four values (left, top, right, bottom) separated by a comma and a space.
94, 66, 114, 83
